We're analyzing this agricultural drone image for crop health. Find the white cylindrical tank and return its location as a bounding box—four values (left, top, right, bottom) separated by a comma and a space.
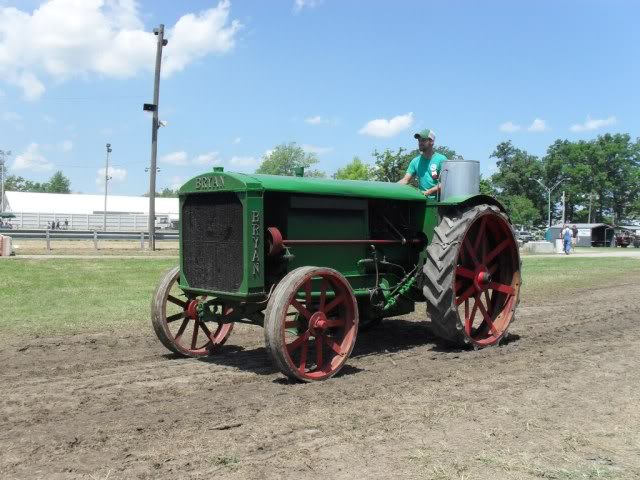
439, 160, 480, 201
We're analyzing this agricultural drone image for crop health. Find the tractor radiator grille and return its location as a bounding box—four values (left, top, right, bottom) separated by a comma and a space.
182, 193, 243, 292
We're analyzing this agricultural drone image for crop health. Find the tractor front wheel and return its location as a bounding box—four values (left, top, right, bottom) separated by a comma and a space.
423, 204, 521, 348
151, 266, 234, 357
264, 267, 359, 381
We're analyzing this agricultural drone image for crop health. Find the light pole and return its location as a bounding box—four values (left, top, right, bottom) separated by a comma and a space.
144, 24, 168, 251
534, 178, 564, 227
103, 143, 112, 231
0, 149, 11, 213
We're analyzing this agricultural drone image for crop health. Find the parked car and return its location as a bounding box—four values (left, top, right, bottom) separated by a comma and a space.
516, 231, 534, 244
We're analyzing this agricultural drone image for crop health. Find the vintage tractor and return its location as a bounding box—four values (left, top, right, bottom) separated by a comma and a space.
151, 165, 521, 381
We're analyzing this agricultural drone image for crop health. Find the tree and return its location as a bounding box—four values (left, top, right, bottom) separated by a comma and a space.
256, 142, 325, 177
479, 175, 497, 196
143, 188, 179, 198
490, 141, 545, 222
47, 171, 71, 193
370, 145, 459, 183
501, 195, 539, 227
333, 157, 373, 180
3, 171, 71, 193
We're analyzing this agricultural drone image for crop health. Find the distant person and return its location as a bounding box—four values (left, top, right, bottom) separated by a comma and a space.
561, 224, 572, 255
64, 219, 69, 230
398, 129, 447, 199
571, 224, 579, 251
47, 221, 51, 230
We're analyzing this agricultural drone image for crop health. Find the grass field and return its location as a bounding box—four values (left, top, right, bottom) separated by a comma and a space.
2, 256, 640, 335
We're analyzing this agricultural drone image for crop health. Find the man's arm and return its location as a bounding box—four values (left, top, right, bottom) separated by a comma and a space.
422, 184, 441, 197
397, 173, 413, 185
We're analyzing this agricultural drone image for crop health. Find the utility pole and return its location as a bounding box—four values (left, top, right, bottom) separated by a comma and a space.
534, 178, 564, 227
144, 24, 168, 251
0, 149, 10, 213
588, 192, 593, 224
561, 190, 565, 224
103, 143, 112, 231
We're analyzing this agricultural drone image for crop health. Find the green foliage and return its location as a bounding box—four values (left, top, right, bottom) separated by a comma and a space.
46, 171, 71, 193
479, 175, 497, 196
256, 142, 325, 177
4, 171, 71, 193
334, 157, 373, 180
490, 141, 545, 220
501, 195, 539, 227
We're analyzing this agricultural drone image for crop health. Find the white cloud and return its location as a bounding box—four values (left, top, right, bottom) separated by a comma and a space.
302, 144, 333, 155
59, 139, 73, 152
169, 176, 185, 191
499, 121, 521, 133
229, 155, 259, 172
193, 151, 220, 166
233, 136, 241, 144
160, 151, 189, 166
42, 114, 55, 124
0, 0, 241, 100
12, 143, 54, 171
1, 111, 21, 122
96, 166, 127, 189
358, 112, 414, 138
527, 118, 548, 132
305, 115, 323, 125
570, 115, 616, 132
294, 0, 322, 12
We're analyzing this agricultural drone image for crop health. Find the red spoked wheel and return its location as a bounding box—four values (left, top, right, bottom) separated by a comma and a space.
151, 266, 234, 357
264, 266, 359, 382
424, 204, 521, 347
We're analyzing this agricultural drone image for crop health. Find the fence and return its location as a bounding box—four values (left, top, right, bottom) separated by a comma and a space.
6, 212, 158, 231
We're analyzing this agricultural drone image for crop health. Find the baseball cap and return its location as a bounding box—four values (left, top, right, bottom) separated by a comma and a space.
414, 129, 436, 142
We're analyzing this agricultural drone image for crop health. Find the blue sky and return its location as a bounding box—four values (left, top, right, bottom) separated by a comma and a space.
0, 0, 638, 195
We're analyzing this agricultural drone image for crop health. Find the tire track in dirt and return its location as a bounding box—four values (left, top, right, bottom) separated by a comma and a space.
2, 280, 640, 479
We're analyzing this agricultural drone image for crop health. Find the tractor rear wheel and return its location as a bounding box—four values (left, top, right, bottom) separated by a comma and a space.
264, 266, 359, 382
151, 266, 234, 357
423, 204, 521, 348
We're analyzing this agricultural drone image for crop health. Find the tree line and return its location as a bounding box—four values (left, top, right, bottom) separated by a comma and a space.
6, 133, 639, 225
256, 134, 640, 226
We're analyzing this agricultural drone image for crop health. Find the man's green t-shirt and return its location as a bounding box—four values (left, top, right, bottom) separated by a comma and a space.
407, 152, 447, 197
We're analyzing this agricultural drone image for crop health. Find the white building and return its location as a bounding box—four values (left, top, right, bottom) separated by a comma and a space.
2, 191, 178, 231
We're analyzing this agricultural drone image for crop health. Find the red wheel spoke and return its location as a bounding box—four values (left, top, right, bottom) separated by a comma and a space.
174, 318, 189, 342
191, 320, 200, 349
304, 280, 312, 306
324, 294, 346, 314
456, 266, 475, 280
466, 296, 479, 336
315, 335, 323, 368
455, 284, 476, 306
299, 341, 309, 373
167, 295, 187, 308
166, 312, 185, 323
199, 321, 215, 342
476, 300, 498, 335
484, 290, 493, 316
473, 216, 487, 254
323, 319, 345, 328
324, 336, 342, 355
287, 331, 310, 353
319, 278, 329, 312
464, 237, 480, 266
291, 299, 312, 320
485, 238, 510, 265
285, 320, 301, 329
488, 282, 515, 295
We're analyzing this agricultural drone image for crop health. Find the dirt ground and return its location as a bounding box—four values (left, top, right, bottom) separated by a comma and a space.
2, 277, 640, 479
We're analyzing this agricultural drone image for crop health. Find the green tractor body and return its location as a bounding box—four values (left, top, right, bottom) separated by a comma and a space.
152, 167, 521, 381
